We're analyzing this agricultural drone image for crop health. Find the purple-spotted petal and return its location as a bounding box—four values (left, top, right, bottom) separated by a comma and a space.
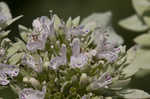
67, 25, 87, 37
0, 73, 9, 85
97, 72, 112, 88
19, 87, 46, 99
26, 40, 45, 51
22, 54, 43, 72
70, 54, 88, 68
0, 64, 19, 85
0, 79, 10, 86
49, 44, 67, 69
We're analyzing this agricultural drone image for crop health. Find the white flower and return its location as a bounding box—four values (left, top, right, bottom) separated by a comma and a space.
5, 67, 20, 78
70, 54, 88, 68
27, 16, 55, 52
66, 25, 88, 39
97, 46, 120, 63
22, 54, 43, 72
32, 16, 55, 37
19, 86, 46, 99
94, 28, 121, 63
32, 18, 43, 32
26, 34, 46, 52
49, 44, 67, 69
0, 73, 9, 85
0, 64, 19, 85
97, 72, 112, 88
70, 38, 88, 68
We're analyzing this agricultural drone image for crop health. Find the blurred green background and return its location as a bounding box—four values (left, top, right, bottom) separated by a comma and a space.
1, 0, 150, 96
4, 0, 137, 48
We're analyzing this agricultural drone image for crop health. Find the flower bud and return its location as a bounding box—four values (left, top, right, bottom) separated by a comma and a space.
23, 76, 29, 83
80, 73, 89, 87
23, 76, 40, 88
29, 77, 40, 88
43, 61, 50, 70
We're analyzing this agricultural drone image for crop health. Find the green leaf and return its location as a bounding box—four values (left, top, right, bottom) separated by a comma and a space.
91, 26, 123, 46
18, 25, 31, 42
61, 81, 72, 93
6, 41, 26, 57
66, 17, 72, 29
8, 52, 24, 65
0, 2, 12, 20
54, 14, 61, 31
72, 16, 80, 27
81, 12, 123, 45
123, 48, 150, 77
134, 68, 150, 78
0, 38, 11, 48
81, 12, 112, 27
110, 79, 131, 90
132, 0, 150, 16
106, 27, 124, 46
119, 15, 148, 32
0, 2, 12, 29
0, 2, 22, 29
126, 46, 137, 64
143, 16, 150, 27
132, 0, 150, 27
6, 15, 23, 26
134, 33, 150, 47
0, 30, 10, 39
0, 87, 17, 99
6, 44, 21, 57
18, 24, 29, 32
82, 21, 97, 32
119, 89, 150, 98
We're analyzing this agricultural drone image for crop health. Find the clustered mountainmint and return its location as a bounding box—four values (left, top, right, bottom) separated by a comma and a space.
0, 1, 150, 99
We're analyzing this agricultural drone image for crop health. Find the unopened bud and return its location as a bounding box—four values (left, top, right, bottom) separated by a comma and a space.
80, 73, 89, 87
29, 77, 40, 88
119, 46, 126, 54
23, 76, 30, 83
43, 61, 50, 70
23, 76, 40, 88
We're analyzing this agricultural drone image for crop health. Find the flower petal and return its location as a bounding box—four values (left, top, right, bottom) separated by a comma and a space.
19, 87, 46, 99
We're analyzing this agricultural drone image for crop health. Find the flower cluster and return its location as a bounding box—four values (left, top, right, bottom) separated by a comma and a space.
12, 14, 128, 99
0, 2, 22, 86
0, 2, 150, 99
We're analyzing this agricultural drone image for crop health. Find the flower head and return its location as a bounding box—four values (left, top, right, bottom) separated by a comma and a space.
27, 16, 54, 52
95, 27, 121, 63
49, 44, 67, 69
22, 54, 43, 72
32, 16, 55, 37
97, 72, 112, 88
0, 64, 19, 85
26, 34, 46, 51
67, 25, 88, 38
70, 38, 88, 68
